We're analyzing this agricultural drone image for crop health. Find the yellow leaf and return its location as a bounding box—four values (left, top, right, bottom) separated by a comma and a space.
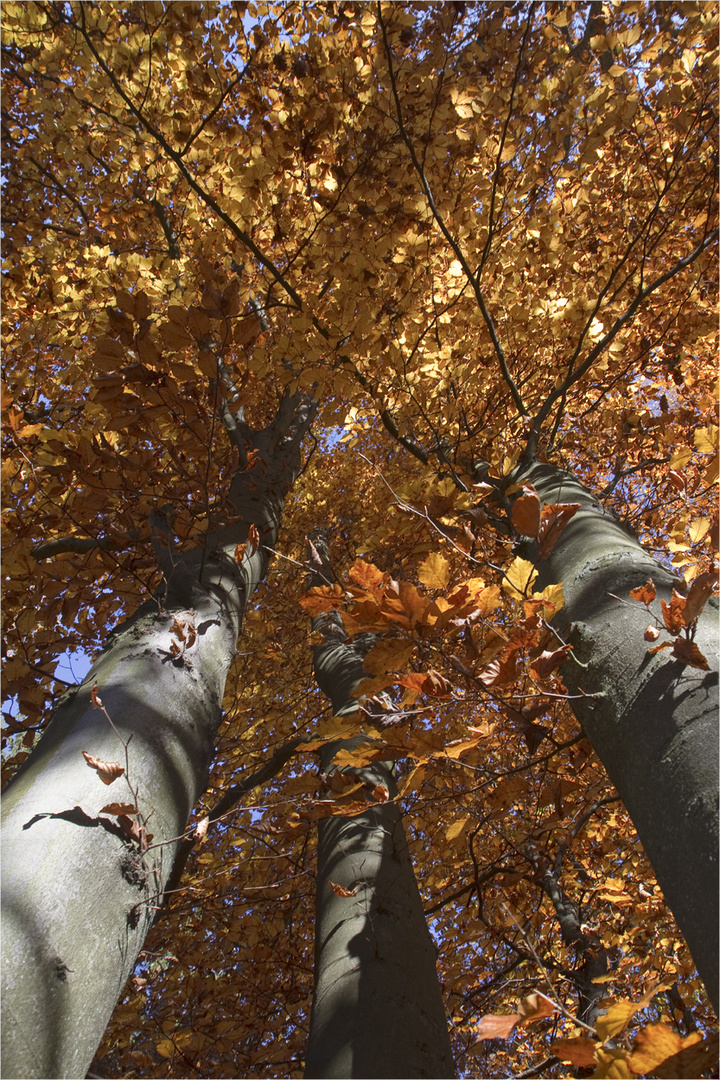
363, 638, 415, 675
502, 557, 538, 599
445, 815, 470, 841
418, 552, 451, 589
595, 1000, 639, 1041
156, 1039, 175, 1059
688, 517, 709, 544
443, 737, 481, 760
670, 446, 693, 469
628, 1023, 699, 1076
592, 1047, 633, 1079
535, 581, 565, 613
694, 425, 718, 454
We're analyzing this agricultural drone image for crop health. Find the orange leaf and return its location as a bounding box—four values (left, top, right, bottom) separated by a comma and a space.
660, 591, 686, 635
82, 751, 124, 785
682, 569, 718, 624
328, 880, 360, 897
671, 637, 709, 669
234, 543, 247, 563
550, 1036, 598, 1068
477, 652, 520, 687
537, 503, 581, 557
668, 469, 686, 492
371, 784, 389, 803
529, 643, 572, 678
649, 1032, 719, 1079
90, 683, 103, 709
516, 991, 557, 1026
100, 802, 138, 815
644, 625, 660, 641
628, 1022, 701, 1076
629, 578, 656, 605
248, 524, 260, 555
474, 1012, 520, 1041
512, 485, 542, 537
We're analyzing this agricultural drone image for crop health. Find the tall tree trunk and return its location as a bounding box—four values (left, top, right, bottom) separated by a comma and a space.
512, 460, 718, 1009
303, 536, 454, 1079
1, 393, 316, 1080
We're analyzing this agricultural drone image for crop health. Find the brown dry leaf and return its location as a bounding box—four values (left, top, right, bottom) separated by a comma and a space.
660, 591, 687, 635
551, 1036, 598, 1068
529, 642, 573, 678
248, 524, 260, 555
512, 485, 542, 537
90, 683, 103, 709
328, 880, 360, 898
668, 468, 686, 492
516, 991, 557, 1026
100, 802, 138, 816
671, 637, 709, 669
370, 784, 389, 803
630, 579, 656, 605
82, 751, 124, 785
537, 503, 581, 557
643, 625, 660, 641
682, 569, 718, 624
477, 651, 520, 688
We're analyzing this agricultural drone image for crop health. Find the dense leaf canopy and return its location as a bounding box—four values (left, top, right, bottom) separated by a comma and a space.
2, 2, 717, 1077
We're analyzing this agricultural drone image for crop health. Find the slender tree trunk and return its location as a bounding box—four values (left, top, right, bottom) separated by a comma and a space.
513, 460, 718, 1009
304, 536, 454, 1080
1, 393, 316, 1080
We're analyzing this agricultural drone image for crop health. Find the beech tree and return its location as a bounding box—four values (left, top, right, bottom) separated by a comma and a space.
2, 2, 718, 1079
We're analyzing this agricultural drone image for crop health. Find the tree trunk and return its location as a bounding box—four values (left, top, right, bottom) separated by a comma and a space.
1, 393, 316, 1079
303, 537, 454, 1079
513, 460, 718, 1010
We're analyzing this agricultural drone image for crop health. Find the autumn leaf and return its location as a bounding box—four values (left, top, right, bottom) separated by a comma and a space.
472, 1013, 519, 1042
417, 552, 450, 589
328, 880, 359, 898
90, 683, 103, 709
82, 751, 124, 785
628, 1023, 702, 1076
671, 637, 709, 670
629, 579, 656, 605
537, 503, 581, 557
502, 556, 538, 599
511, 485, 542, 537
550, 1036, 598, 1068
529, 642, 573, 679
362, 637, 415, 675
660, 591, 687, 635
682, 569, 718, 624
100, 802, 138, 816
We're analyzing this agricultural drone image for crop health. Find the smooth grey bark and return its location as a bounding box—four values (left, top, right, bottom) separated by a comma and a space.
303, 537, 454, 1080
511, 460, 718, 1010
1, 393, 316, 1080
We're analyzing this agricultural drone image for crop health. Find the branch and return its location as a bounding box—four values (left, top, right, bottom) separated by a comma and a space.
72, 5, 305, 312
377, 3, 527, 419
526, 227, 719, 460
32, 535, 117, 561
160, 735, 309, 906
151, 198, 180, 258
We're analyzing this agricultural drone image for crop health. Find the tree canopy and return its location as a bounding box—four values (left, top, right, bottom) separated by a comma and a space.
2, 2, 718, 1078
